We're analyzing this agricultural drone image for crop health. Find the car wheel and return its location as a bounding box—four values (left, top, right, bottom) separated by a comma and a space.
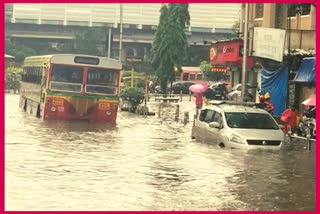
218, 142, 225, 148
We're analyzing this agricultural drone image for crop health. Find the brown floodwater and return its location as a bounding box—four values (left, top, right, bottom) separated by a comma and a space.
5, 94, 315, 211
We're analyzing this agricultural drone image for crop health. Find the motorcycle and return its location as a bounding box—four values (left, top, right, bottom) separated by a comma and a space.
298, 116, 316, 139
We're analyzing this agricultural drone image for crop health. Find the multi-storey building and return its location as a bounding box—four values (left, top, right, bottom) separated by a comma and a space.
239, 3, 316, 113
5, 3, 241, 66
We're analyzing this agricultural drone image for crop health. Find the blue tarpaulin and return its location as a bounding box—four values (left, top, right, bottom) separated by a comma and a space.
261, 66, 288, 117
293, 57, 315, 83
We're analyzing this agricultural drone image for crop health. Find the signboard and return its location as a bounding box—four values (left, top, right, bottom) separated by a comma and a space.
210, 40, 254, 68
126, 56, 143, 64
253, 27, 286, 62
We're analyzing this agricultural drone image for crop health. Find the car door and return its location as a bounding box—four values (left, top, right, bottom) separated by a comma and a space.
194, 109, 210, 140
195, 109, 216, 143
208, 110, 224, 144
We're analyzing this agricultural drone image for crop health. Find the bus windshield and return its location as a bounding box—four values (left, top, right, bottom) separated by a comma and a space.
50, 65, 83, 92
86, 67, 118, 95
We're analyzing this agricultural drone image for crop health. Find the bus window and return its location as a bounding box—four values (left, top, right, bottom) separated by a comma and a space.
51, 65, 83, 83
190, 73, 196, 81
86, 67, 118, 95
50, 65, 83, 92
197, 73, 203, 80
182, 73, 189, 81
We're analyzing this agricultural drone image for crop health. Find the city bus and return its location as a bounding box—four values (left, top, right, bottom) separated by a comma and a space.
180, 66, 203, 82
20, 54, 122, 122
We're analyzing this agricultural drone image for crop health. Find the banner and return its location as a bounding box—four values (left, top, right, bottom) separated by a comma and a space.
253, 27, 286, 62
261, 66, 288, 117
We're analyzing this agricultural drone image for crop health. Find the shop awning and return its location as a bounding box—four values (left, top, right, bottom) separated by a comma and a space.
293, 57, 315, 83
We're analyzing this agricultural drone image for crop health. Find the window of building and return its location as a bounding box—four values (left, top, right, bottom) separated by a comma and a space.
288, 4, 311, 17
300, 4, 311, 15
255, 4, 264, 19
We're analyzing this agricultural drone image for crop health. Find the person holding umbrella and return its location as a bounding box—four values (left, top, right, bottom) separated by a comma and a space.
194, 93, 203, 109
189, 84, 207, 109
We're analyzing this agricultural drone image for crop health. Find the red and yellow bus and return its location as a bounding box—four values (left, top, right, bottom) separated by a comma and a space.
20, 54, 122, 122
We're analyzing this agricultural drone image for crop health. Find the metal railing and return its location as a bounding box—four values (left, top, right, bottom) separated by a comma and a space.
286, 128, 316, 152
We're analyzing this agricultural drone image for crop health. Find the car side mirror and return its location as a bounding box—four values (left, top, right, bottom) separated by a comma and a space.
209, 122, 221, 129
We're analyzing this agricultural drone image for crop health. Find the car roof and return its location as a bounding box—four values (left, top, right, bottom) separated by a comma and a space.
203, 104, 268, 114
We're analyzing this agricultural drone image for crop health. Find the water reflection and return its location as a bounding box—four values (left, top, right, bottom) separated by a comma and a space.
5, 94, 315, 211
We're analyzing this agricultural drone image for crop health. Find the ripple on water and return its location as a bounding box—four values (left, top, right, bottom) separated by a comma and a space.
4, 94, 316, 211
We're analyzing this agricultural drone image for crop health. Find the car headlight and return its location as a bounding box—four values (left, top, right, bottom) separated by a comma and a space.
230, 134, 245, 144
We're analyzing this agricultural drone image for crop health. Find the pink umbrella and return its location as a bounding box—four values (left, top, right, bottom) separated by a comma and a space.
189, 84, 207, 93
302, 97, 316, 106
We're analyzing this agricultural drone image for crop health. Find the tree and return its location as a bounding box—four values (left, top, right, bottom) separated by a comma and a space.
200, 61, 225, 81
232, 20, 240, 38
73, 28, 104, 56
5, 39, 36, 63
151, 4, 190, 94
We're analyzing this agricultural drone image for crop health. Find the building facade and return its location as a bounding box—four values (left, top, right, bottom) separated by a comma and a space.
240, 3, 316, 113
5, 3, 241, 67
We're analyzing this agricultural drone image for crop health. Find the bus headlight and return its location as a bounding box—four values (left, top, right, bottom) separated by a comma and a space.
51, 106, 56, 112
106, 111, 112, 116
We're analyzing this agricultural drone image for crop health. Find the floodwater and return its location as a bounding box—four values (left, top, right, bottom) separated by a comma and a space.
4, 94, 316, 211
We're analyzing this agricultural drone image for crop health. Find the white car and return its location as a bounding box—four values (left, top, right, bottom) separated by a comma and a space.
191, 101, 285, 150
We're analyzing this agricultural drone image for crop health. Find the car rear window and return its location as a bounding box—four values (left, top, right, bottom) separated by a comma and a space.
225, 112, 279, 129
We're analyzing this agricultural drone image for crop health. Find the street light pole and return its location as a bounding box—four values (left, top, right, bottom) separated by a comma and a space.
241, 3, 249, 102
119, 4, 123, 61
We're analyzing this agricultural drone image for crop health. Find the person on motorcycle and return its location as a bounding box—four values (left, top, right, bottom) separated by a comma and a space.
256, 95, 266, 109
264, 92, 274, 114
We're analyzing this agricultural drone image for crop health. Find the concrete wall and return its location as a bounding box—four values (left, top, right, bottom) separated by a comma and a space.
242, 4, 316, 51
284, 30, 315, 50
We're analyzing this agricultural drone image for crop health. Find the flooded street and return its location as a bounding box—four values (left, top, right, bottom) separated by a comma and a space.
5, 94, 315, 211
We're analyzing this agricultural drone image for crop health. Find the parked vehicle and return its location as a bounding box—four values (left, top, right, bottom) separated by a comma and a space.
203, 82, 228, 100
298, 117, 316, 139
227, 83, 256, 102
155, 81, 196, 94
191, 101, 285, 150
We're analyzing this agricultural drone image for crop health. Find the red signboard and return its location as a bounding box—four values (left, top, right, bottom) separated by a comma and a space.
210, 39, 254, 68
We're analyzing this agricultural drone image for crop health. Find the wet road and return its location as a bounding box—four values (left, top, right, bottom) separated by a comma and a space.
5, 94, 315, 211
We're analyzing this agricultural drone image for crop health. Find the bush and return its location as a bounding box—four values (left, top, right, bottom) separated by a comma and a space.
5, 67, 22, 91
200, 61, 225, 81
120, 87, 145, 113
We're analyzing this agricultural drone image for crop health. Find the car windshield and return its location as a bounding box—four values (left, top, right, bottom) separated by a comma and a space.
225, 112, 279, 129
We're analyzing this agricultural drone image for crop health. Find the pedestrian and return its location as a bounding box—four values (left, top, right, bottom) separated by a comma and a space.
194, 93, 203, 109
280, 106, 297, 133
264, 92, 274, 114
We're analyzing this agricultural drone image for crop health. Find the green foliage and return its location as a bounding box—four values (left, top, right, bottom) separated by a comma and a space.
5, 39, 36, 63
151, 3, 190, 94
232, 21, 240, 38
5, 67, 22, 90
120, 87, 145, 113
200, 61, 225, 81
73, 28, 104, 56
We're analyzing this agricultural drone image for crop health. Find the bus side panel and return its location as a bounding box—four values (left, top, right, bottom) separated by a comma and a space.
20, 82, 42, 117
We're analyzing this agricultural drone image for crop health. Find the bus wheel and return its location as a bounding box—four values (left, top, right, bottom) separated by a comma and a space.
36, 104, 41, 118
23, 99, 27, 112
